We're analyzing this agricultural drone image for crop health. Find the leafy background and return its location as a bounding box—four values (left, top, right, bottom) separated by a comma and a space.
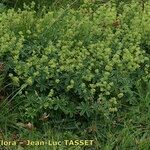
0, 0, 150, 150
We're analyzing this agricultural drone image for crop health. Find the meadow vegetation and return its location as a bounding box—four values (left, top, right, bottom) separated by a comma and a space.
0, 0, 150, 149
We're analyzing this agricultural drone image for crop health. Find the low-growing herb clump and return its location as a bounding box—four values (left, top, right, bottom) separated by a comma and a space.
0, 1, 150, 125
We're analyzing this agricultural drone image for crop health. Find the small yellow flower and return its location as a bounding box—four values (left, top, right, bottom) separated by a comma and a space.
118, 93, 124, 98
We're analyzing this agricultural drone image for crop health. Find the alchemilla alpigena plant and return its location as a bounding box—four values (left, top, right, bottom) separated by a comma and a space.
0, 1, 150, 120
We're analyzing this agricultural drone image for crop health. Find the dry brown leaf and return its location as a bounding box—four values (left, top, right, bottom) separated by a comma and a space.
25, 122, 35, 131
0, 62, 5, 72
18, 140, 28, 147
40, 113, 49, 122
112, 19, 121, 28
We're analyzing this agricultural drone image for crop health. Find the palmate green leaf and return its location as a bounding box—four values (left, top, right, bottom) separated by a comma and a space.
66, 102, 77, 117
53, 96, 68, 111
77, 101, 92, 117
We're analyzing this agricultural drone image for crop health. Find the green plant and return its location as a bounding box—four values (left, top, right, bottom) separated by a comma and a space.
1, 0, 83, 10
0, 0, 150, 128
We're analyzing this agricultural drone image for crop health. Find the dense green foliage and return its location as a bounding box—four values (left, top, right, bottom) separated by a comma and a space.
1, 0, 148, 9
0, 0, 150, 149
1, 0, 82, 9
1, 0, 150, 120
